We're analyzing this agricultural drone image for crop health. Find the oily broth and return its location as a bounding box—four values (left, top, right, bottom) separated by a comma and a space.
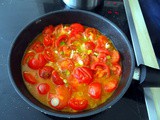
21, 24, 121, 112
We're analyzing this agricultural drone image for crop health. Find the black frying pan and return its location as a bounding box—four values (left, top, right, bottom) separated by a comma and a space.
8, 10, 160, 118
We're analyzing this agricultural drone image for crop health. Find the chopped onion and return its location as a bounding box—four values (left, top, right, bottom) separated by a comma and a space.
105, 43, 110, 49
78, 59, 83, 65
70, 50, 74, 58
51, 97, 59, 107
54, 50, 58, 54
63, 79, 67, 83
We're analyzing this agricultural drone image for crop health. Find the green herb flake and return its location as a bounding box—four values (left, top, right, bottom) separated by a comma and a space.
60, 41, 66, 46
87, 50, 92, 54
107, 55, 111, 59
65, 70, 70, 76
60, 51, 64, 55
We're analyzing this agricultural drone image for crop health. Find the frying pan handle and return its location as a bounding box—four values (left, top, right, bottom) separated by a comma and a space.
139, 65, 160, 87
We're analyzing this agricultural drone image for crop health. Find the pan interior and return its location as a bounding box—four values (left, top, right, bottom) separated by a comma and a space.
9, 10, 135, 118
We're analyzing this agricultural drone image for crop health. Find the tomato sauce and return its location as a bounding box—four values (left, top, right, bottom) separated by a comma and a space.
21, 23, 122, 112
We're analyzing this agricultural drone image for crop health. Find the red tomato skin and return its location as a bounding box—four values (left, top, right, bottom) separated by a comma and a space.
70, 23, 84, 34
53, 24, 63, 35
43, 25, 54, 35
43, 35, 54, 46
22, 52, 35, 65
55, 35, 68, 48
91, 62, 109, 70
83, 54, 90, 66
23, 72, 37, 84
88, 82, 102, 99
31, 41, 44, 53
38, 54, 47, 68
28, 58, 40, 69
59, 59, 75, 71
104, 80, 118, 92
28, 54, 47, 69
95, 47, 110, 55
91, 62, 110, 78
39, 66, 54, 79
73, 67, 93, 84
97, 53, 107, 62
69, 98, 88, 111
37, 83, 50, 94
43, 48, 55, 62
84, 27, 98, 39
111, 50, 120, 64
97, 35, 109, 48
112, 64, 122, 76
85, 41, 95, 50
52, 71, 64, 85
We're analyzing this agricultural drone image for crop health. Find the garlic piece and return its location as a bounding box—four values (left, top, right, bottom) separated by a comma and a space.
51, 97, 59, 107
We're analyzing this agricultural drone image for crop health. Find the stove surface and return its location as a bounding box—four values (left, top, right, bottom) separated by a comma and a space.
0, 0, 148, 120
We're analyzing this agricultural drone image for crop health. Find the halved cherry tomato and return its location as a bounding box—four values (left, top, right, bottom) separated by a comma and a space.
49, 85, 71, 110
52, 71, 64, 85
31, 41, 44, 53
39, 66, 54, 79
88, 82, 102, 99
91, 62, 110, 77
104, 80, 118, 92
23, 72, 37, 84
43, 25, 54, 35
111, 50, 120, 63
85, 41, 95, 50
97, 35, 109, 48
111, 64, 122, 76
84, 27, 99, 40
43, 34, 55, 46
44, 48, 55, 62
97, 53, 107, 62
91, 62, 109, 70
70, 23, 84, 32
54, 24, 63, 36
22, 52, 35, 65
37, 83, 50, 94
59, 45, 71, 57
73, 67, 93, 84
95, 47, 110, 55
70, 23, 84, 36
28, 54, 46, 69
69, 98, 88, 111
28, 58, 39, 69
55, 35, 68, 48
67, 33, 83, 44
59, 59, 75, 71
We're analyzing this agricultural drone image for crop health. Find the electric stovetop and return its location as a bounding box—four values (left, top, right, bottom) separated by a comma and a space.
0, 0, 149, 120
